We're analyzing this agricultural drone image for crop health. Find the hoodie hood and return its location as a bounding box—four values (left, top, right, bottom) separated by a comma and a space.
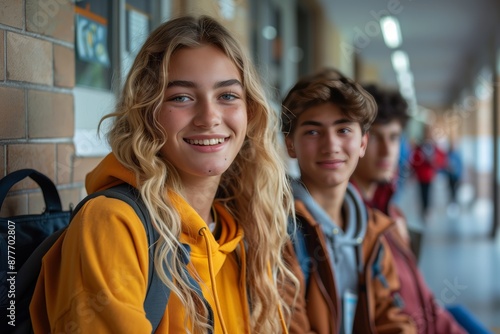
170, 192, 244, 282
86, 153, 244, 278
291, 179, 367, 334
86, 153, 138, 193
291, 179, 367, 252
85, 153, 248, 333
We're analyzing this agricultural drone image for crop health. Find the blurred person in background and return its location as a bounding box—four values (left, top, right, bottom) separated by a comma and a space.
351, 83, 489, 334
445, 141, 463, 215
410, 124, 447, 221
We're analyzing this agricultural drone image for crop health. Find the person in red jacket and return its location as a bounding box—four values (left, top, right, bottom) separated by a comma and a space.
351, 83, 471, 334
410, 125, 447, 220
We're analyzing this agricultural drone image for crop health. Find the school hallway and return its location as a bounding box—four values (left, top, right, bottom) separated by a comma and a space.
396, 173, 500, 333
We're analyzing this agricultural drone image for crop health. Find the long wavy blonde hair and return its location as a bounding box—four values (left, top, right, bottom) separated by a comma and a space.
99, 15, 297, 333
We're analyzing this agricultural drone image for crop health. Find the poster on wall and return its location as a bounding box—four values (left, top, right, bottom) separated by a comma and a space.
76, 14, 110, 67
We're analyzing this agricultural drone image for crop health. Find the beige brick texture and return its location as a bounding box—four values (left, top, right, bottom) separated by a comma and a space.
56, 143, 74, 185
0, 178, 76, 218
7, 144, 56, 190
73, 156, 102, 183
28, 90, 74, 138
0, 194, 28, 216
58, 187, 82, 210
27, 188, 77, 214
0, 30, 4, 81
28, 190, 45, 214
26, 0, 74, 43
79, 186, 88, 199
54, 45, 75, 88
0, 0, 23, 29
0, 86, 25, 139
1, 0, 92, 221
7, 32, 52, 85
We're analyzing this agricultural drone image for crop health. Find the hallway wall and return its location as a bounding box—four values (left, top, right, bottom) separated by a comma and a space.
0, 0, 82, 216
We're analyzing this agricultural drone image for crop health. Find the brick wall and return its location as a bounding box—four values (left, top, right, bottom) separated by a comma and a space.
0, 0, 82, 217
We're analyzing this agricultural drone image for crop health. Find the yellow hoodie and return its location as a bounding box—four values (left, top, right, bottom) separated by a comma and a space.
30, 153, 252, 333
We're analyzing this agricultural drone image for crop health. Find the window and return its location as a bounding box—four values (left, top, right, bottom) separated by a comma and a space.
74, 0, 170, 156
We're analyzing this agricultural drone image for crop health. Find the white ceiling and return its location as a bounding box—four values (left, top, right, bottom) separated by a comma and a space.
319, 0, 499, 110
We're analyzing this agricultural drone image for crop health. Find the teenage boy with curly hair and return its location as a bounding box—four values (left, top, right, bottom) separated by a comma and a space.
282, 69, 416, 334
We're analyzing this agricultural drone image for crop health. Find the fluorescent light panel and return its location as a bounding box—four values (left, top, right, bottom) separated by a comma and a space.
391, 50, 410, 72
380, 16, 402, 48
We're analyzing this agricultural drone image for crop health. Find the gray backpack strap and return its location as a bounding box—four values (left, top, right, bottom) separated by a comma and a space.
79, 184, 168, 332
288, 216, 312, 286
10, 184, 168, 334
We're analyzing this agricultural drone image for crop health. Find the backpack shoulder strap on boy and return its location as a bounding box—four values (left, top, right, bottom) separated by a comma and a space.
14, 183, 168, 333
288, 216, 312, 286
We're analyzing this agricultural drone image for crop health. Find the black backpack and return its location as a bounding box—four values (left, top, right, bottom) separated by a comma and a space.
0, 169, 169, 333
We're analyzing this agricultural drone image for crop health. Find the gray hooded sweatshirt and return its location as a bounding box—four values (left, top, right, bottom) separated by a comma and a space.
292, 180, 367, 334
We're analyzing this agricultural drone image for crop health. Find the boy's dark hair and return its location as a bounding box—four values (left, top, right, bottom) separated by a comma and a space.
281, 68, 377, 137
362, 84, 410, 128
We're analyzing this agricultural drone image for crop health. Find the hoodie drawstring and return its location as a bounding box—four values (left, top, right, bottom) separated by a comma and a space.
278, 304, 288, 334
199, 227, 228, 334
238, 239, 251, 327
199, 228, 288, 334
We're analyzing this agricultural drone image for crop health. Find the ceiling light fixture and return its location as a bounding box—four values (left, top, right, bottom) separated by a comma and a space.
380, 16, 402, 48
391, 50, 410, 72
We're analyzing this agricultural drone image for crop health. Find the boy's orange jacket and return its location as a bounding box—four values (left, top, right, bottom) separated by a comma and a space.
284, 199, 416, 334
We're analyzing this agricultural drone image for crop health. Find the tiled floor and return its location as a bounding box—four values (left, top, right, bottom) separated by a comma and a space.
396, 174, 500, 332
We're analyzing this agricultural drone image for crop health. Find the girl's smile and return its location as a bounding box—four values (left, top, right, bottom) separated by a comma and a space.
158, 45, 248, 180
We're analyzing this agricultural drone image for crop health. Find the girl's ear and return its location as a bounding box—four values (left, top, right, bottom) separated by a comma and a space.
285, 136, 297, 158
359, 132, 369, 158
